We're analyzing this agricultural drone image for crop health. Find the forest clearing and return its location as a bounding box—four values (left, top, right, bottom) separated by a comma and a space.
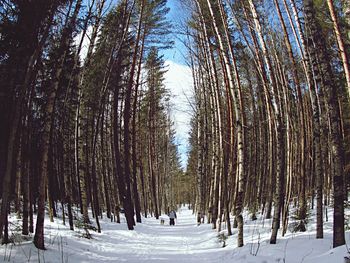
0, 0, 350, 262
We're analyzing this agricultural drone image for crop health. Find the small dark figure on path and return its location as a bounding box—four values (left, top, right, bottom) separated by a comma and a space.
197, 211, 204, 225
168, 210, 177, 226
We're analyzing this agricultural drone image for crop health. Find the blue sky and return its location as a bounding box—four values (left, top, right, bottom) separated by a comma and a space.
161, 0, 189, 65
162, 0, 193, 168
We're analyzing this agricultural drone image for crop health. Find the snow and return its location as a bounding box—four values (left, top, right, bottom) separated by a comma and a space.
1, 205, 350, 262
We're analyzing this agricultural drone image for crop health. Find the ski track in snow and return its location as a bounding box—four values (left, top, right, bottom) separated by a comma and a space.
1, 205, 350, 262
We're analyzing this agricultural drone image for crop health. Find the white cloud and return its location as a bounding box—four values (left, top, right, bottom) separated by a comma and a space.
74, 25, 94, 63
164, 60, 194, 168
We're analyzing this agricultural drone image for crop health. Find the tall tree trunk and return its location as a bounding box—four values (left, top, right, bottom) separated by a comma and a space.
34, 0, 82, 249
274, 0, 307, 231
123, 0, 145, 229
76, 90, 90, 224
247, 0, 285, 244
132, 33, 146, 223
0, 4, 56, 241
326, 0, 350, 101
217, 0, 245, 244
304, 0, 345, 248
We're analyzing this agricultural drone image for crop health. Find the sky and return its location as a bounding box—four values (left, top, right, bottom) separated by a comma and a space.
164, 61, 193, 169
162, 0, 190, 65
162, 0, 194, 169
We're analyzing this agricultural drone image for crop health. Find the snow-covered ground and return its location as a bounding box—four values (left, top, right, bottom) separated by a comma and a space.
1, 205, 350, 262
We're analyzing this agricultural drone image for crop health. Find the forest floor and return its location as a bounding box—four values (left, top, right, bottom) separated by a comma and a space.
0, 205, 350, 262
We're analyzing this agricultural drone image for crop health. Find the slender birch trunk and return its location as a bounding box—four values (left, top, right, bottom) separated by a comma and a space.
326, 0, 350, 101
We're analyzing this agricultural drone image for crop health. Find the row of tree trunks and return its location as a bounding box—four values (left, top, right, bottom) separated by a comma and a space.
303, 0, 345, 248
0, 0, 178, 250
186, 0, 349, 249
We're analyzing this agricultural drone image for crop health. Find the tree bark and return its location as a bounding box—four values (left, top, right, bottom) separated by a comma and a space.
34, 0, 82, 249
327, 0, 350, 101
304, 0, 345, 248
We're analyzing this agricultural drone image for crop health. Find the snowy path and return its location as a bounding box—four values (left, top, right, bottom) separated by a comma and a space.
1, 205, 350, 262
1, 206, 231, 263
87, 206, 228, 262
